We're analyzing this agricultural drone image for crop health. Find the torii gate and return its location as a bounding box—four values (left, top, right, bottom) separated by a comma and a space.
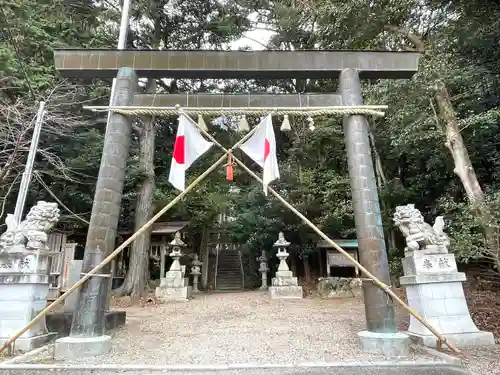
5, 49, 461, 358
52, 49, 422, 354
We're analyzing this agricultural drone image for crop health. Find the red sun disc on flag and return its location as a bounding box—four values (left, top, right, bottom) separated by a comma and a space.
173, 136, 185, 164
264, 138, 270, 161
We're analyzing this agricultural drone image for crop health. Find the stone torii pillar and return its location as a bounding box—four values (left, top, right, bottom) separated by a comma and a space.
54, 67, 138, 359
340, 68, 410, 356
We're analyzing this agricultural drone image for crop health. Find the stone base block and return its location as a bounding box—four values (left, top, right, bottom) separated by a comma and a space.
358, 331, 411, 357
54, 335, 111, 359
275, 270, 294, 279
401, 275, 491, 349
0, 282, 50, 339
160, 276, 189, 288
269, 285, 303, 299
326, 289, 362, 298
0, 332, 57, 352
408, 330, 495, 348
271, 276, 298, 287
317, 277, 363, 299
46, 311, 126, 338
155, 286, 192, 302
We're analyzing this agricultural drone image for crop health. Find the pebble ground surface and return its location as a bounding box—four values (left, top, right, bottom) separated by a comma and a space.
3, 291, 500, 374
53, 291, 422, 365
461, 345, 500, 375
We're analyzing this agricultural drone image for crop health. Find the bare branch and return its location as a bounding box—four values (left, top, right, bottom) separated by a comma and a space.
0, 79, 105, 189
0, 174, 20, 220
383, 24, 427, 55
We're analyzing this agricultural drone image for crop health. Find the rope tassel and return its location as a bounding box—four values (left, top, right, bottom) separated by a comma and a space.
225, 152, 236, 181
238, 115, 250, 132
307, 116, 315, 131
197, 114, 208, 131
280, 114, 291, 132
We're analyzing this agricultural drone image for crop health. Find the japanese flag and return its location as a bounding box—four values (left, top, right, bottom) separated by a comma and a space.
239, 114, 280, 195
168, 114, 213, 191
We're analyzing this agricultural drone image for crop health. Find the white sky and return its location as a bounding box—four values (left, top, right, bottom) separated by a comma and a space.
228, 9, 275, 51
230, 29, 274, 50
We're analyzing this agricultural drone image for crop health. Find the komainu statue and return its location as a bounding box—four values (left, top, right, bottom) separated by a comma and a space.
393, 204, 450, 253
0, 201, 60, 253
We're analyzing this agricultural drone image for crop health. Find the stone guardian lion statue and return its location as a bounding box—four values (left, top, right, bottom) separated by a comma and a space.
0, 201, 60, 253
393, 204, 450, 253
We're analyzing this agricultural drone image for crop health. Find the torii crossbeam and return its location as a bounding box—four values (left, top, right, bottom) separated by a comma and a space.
54, 49, 419, 79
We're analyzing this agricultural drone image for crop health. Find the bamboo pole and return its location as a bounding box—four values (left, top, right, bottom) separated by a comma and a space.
0, 125, 258, 355
188, 115, 461, 355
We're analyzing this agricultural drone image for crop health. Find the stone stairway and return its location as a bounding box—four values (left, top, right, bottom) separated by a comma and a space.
216, 250, 243, 291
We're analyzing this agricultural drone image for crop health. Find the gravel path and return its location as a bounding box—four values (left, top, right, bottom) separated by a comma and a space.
461, 346, 500, 375
7, 291, 499, 373
51, 292, 425, 365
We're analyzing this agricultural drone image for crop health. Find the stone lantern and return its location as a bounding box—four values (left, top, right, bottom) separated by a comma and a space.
275, 232, 291, 275
268, 232, 302, 299
155, 232, 192, 302
190, 254, 203, 293
169, 232, 184, 271
256, 250, 269, 290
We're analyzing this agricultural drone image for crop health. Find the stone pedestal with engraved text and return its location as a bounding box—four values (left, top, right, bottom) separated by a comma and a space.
0, 201, 61, 352
394, 204, 495, 348
269, 233, 303, 299
0, 246, 57, 351
400, 250, 495, 347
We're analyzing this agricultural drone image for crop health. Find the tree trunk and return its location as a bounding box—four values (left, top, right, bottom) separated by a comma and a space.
115, 110, 156, 297
434, 82, 500, 271
200, 226, 209, 290
302, 255, 311, 282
